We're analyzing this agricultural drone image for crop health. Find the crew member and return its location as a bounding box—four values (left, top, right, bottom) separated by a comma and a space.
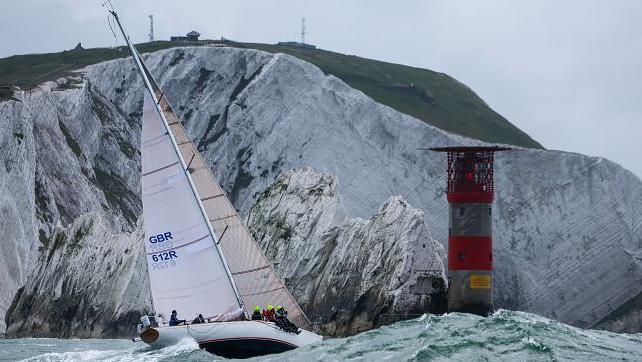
275, 306, 299, 334
169, 310, 186, 326
192, 314, 206, 324
263, 305, 276, 322
251, 306, 263, 320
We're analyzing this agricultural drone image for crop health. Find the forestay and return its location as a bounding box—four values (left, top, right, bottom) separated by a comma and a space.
141, 58, 310, 328
141, 93, 241, 321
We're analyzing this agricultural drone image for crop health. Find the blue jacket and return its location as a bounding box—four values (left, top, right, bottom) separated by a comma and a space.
169, 314, 185, 326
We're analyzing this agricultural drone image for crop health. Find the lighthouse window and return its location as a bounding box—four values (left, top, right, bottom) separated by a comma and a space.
458, 252, 465, 261
459, 207, 464, 216
488, 207, 492, 215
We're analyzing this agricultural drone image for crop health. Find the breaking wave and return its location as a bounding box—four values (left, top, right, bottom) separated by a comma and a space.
260, 310, 642, 361
2, 310, 641, 361
3, 337, 216, 362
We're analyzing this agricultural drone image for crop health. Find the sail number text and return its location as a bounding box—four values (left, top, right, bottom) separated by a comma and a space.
149, 232, 173, 243
150, 250, 178, 269
149, 232, 178, 268
151, 251, 178, 262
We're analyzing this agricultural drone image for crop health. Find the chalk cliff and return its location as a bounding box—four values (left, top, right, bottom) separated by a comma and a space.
1, 46, 640, 335
246, 167, 447, 336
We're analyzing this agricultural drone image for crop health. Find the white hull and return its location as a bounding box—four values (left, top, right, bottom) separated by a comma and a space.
140, 320, 322, 358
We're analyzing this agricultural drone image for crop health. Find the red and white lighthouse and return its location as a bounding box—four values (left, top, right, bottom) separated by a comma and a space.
430, 146, 510, 316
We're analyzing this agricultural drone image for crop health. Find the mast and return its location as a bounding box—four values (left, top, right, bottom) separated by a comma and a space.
109, 10, 247, 316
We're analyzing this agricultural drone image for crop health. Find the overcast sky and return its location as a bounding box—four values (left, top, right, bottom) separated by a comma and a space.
2, 0, 641, 178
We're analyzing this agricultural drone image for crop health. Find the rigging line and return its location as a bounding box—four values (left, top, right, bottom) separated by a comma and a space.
186, 153, 196, 171
241, 286, 285, 297
107, 15, 118, 44
209, 214, 236, 223
202, 194, 225, 202
103, 1, 118, 46
231, 265, 270, 276
142, 161, 180, 176
216, 224, 229, 245
146, 234, 208, 255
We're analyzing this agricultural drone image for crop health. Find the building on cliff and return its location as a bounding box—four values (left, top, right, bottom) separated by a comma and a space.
170, 30, 201, 43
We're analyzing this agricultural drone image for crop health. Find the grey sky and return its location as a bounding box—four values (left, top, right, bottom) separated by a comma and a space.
2, 0, 641, 178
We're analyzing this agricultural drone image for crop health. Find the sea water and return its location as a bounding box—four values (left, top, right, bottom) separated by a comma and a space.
1, 310, 641, 361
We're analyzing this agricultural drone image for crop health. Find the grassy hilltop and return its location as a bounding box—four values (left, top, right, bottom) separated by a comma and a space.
0, 41, 542, 148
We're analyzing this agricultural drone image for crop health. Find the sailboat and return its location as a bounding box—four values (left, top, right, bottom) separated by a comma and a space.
108, 10, 323, 359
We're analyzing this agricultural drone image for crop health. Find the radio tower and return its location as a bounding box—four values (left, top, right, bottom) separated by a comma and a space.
300, 17, 306, 45
148, 14, 154, 42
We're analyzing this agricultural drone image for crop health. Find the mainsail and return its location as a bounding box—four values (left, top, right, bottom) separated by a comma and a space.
135, 51, 309, 326
141, 92, 241, 319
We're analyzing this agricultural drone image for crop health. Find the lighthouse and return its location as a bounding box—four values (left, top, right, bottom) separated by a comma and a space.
430, 146, 510, 316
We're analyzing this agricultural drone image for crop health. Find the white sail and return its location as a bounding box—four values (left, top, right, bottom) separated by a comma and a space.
141, 93, 241, 320
171, 125, 311, 327
140, 62, 310, 327
107, 11, 321, 356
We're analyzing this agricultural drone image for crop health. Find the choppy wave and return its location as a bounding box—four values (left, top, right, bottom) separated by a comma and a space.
0, 337, 215, 362
260, 310, 642, 361
2, 310, 641, 361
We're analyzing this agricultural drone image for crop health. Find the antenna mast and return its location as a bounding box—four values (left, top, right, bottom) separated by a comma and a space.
148, 14, 154, 42
300, 17, 306, 45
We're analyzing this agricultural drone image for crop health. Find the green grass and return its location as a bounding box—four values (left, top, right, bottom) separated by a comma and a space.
0, 41, 186, 89
0, 40, 543, 148
235, 43, 542, 148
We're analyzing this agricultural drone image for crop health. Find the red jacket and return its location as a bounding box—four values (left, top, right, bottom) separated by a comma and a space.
263, 309, 276, 322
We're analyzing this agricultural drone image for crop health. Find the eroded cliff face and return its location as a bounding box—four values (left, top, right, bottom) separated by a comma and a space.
0, 91, 37, 333
5, 215, 148, 338
2, 46, 641, 336
0, 78, 139, 333
246, 167, 447, 336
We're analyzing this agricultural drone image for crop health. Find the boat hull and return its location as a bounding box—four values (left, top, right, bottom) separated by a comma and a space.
199, 337, 297, 359
140, 320, 322, 358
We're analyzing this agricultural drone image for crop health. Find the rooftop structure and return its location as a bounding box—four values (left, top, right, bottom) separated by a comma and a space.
171, 30, 201, 43
277, 41, 316, 49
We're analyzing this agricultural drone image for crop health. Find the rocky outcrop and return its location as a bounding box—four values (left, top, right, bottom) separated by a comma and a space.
0, 78, 139, 333
247, 167, 447, 336
5, 214, 149, 338
2, 46, 641, 335
0, 91, 37, 333
4, 166, 445, 338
